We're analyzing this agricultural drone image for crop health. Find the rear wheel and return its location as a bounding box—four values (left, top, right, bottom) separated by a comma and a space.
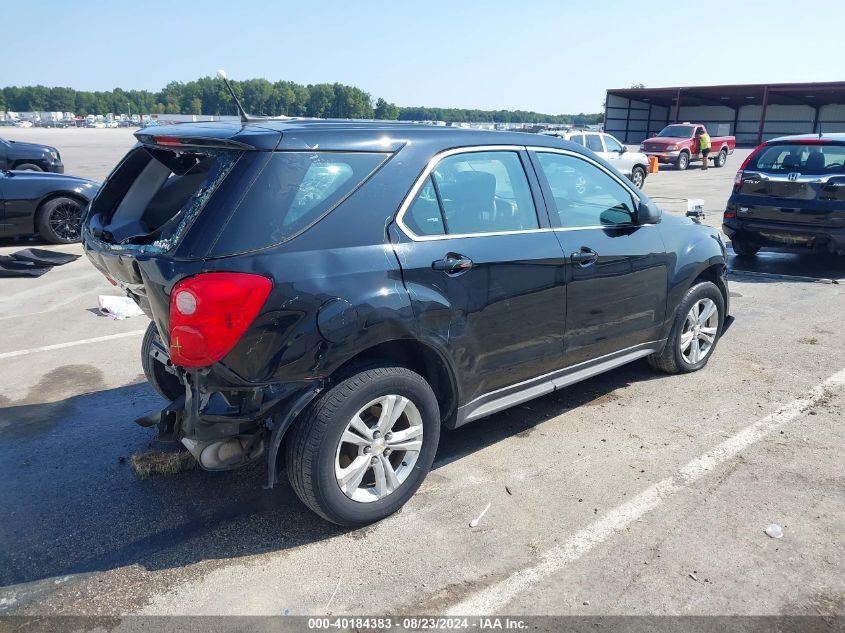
286, 365, 440, 526
35, 196, 84, 243
15, 163, 42, 172
714, 148, 729, 168
648, 281, 724, 375
676, 151, 690, 171
731, 238, 760, 257
141, 322, 183, 401
630, 166, 646, 189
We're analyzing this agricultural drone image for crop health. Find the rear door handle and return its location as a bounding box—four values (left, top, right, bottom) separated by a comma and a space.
570, 248, 598, 266
432, 253, 473, 274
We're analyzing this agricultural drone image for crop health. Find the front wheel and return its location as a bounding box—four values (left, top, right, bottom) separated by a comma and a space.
648, 281, 725, 374
714, 148, 728, 168
675, 152, 690, 171
630, 166, 646, 189
15, 163, 42, 172
286, 365, 440, 525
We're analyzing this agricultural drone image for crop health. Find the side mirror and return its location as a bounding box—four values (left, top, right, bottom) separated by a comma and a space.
619, 146, 627, 154
636, 200, 661, 225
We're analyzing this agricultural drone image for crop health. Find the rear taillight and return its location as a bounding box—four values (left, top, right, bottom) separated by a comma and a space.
169, 272, 272, 368
733, 143, 767, 191
723, 208, 736, 220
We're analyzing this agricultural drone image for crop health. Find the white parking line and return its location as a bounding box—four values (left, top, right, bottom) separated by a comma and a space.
446, 368, 845, 615
0, 330, 146, 360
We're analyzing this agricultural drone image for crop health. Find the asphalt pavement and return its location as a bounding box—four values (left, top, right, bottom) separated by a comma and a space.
0, 130, 842, 620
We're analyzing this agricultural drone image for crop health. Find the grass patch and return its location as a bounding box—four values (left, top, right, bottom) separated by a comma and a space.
131, 449, 196, 480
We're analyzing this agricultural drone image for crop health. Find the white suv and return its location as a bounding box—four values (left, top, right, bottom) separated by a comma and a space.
562, 131, 650, 189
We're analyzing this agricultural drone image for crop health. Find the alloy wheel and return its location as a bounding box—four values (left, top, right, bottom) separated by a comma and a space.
49, 201, 82, 241
632, 169, 645, 188
335, 394, 424, 503
679, 298, 719, 364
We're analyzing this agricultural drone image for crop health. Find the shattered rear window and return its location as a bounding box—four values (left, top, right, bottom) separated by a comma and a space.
85, 146, 240, 253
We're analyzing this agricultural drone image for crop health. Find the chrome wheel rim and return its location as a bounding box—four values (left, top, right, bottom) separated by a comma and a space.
49, 201, 82, 241
335, 395, 424, 503
680, 298, 719, 364
679, 155, 688, 169
632, 170, 644, 188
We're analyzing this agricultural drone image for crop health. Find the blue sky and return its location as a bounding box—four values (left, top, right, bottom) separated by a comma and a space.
2, 0, 844, 113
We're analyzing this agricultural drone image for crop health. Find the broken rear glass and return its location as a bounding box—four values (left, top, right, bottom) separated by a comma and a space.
85, 146, 240, 252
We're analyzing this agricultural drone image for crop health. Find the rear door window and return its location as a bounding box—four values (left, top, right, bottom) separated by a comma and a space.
428, 151, 539, 235
585, 135, 604, 152
210, 151, 389, 255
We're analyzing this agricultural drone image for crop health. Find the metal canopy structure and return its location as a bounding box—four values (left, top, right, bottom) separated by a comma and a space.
604, 81, 845, 146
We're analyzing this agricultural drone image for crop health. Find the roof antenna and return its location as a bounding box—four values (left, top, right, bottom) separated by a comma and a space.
216, 69, 250, 124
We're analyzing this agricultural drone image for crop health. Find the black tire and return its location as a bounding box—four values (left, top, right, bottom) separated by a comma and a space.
731, 238, 760, 257
286, 364, 440, 526
714, 148, 728, 168
141, 322, 183, 401
630, 166, 646, 189
15, 163, 42, 171
675, 151, 690, 171
35, 196, 84, 243
648, 281, 725, 375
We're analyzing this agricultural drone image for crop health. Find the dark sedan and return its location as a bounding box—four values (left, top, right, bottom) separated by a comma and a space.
724, 133, 845, 256
1, 170, 98, 243
0, 136, 65, 173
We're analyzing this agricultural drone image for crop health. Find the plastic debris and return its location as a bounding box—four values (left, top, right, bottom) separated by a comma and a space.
689, 573, 699, 581
582, 601, 590, 606
765, 524, 783, 539
97, 295, 144, 320
469, 502, 491, 528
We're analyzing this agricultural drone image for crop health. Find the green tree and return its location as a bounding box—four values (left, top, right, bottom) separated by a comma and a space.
374, 98, 400, 120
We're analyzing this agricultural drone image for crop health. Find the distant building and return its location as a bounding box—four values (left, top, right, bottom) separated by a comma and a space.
605, 81, 845, 145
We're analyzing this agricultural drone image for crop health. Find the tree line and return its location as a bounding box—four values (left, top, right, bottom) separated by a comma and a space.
0, 76, 602, 124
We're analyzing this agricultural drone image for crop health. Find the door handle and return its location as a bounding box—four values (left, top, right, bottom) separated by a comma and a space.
432, 253, 473, 274
570, 248, 598, 266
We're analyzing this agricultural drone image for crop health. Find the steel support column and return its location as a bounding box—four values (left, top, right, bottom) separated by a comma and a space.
756, 86, 770, 145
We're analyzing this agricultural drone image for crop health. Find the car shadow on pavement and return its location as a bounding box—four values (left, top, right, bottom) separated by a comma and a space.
728, 250, 845, 282
0, 360, 667, 590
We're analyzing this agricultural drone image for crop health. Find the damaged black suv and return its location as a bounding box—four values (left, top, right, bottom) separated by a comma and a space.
83, 121, 729, 525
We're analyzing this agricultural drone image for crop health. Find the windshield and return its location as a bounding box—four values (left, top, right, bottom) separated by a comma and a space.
657, 125, 694, 138
748, 143, 845, 175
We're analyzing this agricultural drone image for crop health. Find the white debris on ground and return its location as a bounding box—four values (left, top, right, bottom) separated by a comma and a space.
97, 295, 144, 320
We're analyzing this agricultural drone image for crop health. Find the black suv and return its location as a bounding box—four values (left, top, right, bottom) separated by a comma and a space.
82, 121, 729, 525
724, 133, 845, 256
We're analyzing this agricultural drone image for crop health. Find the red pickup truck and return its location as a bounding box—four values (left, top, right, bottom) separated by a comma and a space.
639, 123, 736, 170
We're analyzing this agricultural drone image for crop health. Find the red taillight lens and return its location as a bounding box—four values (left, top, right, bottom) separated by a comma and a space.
723, 209, 736, 220
169, 272, 272, 368
734, 143, 767, 191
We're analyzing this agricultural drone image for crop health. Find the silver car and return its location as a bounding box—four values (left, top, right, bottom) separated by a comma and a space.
562, 131, 650, 189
